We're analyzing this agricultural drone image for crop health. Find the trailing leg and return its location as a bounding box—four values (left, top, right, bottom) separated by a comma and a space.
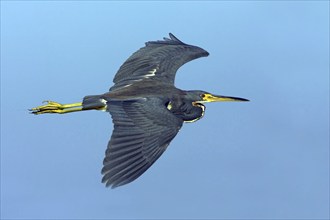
30, 95, 107, 115
29, 100, 83, 115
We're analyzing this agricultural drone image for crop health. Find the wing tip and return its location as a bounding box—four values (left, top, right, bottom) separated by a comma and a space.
146, 33, 186, 46
145, 33, 209, 56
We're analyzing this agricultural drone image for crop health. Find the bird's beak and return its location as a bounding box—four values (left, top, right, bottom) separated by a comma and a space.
201, 93, 249, 102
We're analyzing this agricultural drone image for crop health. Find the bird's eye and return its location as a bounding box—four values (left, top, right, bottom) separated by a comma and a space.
201, 94, 205, 98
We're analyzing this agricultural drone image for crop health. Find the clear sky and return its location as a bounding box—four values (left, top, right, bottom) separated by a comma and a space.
1, 1, 329, 219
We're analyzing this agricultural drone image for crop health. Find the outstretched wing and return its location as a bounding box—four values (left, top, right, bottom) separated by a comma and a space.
102, 98, 183, 188
110, 33, 209, 91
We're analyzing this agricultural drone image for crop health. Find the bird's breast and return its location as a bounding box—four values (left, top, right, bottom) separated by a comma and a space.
168, 100, 205, 123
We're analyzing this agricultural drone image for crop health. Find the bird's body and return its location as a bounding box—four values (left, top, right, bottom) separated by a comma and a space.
84, 80, 205, 122
99, 79, 182, 102
30, 33, 248, 188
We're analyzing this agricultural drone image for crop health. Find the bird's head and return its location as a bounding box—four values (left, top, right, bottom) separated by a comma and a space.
186, 90, 249, 105
176, 90, 248, 123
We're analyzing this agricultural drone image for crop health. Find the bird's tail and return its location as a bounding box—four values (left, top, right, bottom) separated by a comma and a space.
82, 95, 107, 111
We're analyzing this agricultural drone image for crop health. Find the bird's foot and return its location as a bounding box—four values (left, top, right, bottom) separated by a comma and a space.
29, 100, 83, 115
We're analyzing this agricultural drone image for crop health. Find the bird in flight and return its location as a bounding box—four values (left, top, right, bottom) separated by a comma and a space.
30, 33, 249, 188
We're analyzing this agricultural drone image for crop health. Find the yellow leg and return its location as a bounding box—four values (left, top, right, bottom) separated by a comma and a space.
29, 100, 83, 115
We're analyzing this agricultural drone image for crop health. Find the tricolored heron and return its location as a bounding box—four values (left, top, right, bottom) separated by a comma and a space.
30, 33, 249, 188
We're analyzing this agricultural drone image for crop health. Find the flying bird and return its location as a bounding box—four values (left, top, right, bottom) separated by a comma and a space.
30, 33, 249, 188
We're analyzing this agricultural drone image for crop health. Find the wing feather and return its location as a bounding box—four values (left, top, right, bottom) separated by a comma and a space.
110, 33, 209, 91
101, 98, 183, 188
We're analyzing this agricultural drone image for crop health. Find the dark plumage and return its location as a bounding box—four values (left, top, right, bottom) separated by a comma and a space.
30, 33, 248, 188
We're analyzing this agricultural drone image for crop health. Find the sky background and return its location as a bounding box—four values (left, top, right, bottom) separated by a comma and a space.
1, 1, 329, 219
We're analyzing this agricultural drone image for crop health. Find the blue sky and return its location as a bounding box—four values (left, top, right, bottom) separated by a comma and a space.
1, 1, 329, 219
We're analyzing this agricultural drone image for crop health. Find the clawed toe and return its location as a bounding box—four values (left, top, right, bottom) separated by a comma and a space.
29, 101, 64, 114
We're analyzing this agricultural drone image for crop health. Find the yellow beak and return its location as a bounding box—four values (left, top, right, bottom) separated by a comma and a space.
202, 93, 249, 103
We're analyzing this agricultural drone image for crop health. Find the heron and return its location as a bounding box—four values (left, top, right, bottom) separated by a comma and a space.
30, 33, 249, 188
